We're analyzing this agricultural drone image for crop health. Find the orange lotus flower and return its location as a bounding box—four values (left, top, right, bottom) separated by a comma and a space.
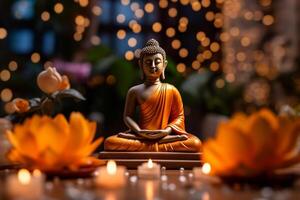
6, 112, 103, 171
203, 109, 300, 177
12, 98, 30, 113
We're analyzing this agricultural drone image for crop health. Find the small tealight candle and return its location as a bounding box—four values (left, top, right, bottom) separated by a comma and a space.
193, 163, 221, 184
138, 159, 160, 179
95, 160, 126, 189
6, 169, 45, 200
193, 162, 211, 178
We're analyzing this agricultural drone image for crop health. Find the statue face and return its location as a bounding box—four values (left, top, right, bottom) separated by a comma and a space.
141, 53, 166, 80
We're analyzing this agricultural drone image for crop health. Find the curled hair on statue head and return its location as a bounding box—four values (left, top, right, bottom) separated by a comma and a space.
139, 39, 167, 80
139, 39, 166, 62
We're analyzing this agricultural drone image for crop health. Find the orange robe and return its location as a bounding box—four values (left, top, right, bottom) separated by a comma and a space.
139, 83, 186, 134
104, 83, 201, 152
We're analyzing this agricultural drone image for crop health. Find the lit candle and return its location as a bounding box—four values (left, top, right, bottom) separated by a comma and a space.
6, 169, 45, 199
95, 160, 126, 189
138, 159, 160, 179
193, 163, 221, 184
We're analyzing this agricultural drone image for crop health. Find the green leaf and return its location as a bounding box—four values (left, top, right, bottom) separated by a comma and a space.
28, 98, 42, 112
52, 89, 86, 101
93, 55, 118, 73
111, 59, 138, 97
86, 45, 113, 63
181, 70, 212, 98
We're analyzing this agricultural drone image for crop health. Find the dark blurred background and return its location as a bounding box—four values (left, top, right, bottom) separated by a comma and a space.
0, 0, 299, 140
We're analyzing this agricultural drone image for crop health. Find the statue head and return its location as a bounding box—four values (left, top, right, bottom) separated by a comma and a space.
139, 39, 168, 80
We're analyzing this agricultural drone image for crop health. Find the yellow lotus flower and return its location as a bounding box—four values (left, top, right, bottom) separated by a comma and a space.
6, 112, 103, 171
203, 109, 300, 177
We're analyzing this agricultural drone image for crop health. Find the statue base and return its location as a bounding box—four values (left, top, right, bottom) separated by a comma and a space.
97, 151, 202, 169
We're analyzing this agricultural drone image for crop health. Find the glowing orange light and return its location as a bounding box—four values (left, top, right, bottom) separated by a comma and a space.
210, 42, 220, 52
210, 62, 219, 71
145, 3, 154, 13
262, 15, 274, 26
176, 63, 186, 73
117, 29, 126, 40
18, 169, 31, 185
229, 27, 240, 37
130, 2, 140, 11
179, 48, 189, 58
201, 0, 211, 8
241, 37, 251, 47
54, 3, 64, 14
152, 22, 162, 32
91, 36, 101, 45
135, 9, 144, 18
79, 0, 89, 7
196, 32, 206, 41
168, 8, 177, 18
220, 32, 230, 42
73, 33, 82, 41
128, 37, 137, 47
202, 163, 211, 174
201, 38, 210, 47
1, 88, 13, 102
116, 14, 126, 23
75, 15, 85, 26
225, 73, 235, 83
132, 23, 142, 33
180, 0, 189, 5
214, 18, 223, 28
92, 6, 102, 16
191, 1, 201, 11
33, 169, 42, 177
0, 28, 7, 39
125, 51, 134, 61
147, 159, 153, 168
31, 53, 41, 63
171, 39, 181, 49
121, 0, 130, 6
41, 11, 50, 21
166, 27, 176, 37
205, 12, 215, 21
236, 52, 246, 62
106, 75, 117, 85
215, 79, 225, 88
192, 61, 201, 70
8, 61, 18, 71
203, 50, 212, 59
159, 0, 168, 9
0, 70, 11, 82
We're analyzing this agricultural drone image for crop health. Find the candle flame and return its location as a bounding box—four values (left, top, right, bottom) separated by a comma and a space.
202, 163, 211, 175
147, 159, 153, 168
18, 169, 31, 185
107, 160, 117, 175
33, 169, 42, 177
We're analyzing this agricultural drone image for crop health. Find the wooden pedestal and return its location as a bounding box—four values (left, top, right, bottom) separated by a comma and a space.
97, 151, 202, 169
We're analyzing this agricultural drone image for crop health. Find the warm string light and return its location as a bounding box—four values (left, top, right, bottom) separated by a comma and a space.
92, 0, 224, 75
0, 28, 7, 39
41, 11, 50, 21
5, 0, 278, 98
31, 52, 41, 63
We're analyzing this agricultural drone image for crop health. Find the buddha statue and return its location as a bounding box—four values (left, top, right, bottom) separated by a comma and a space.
104, 39, 201, 152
